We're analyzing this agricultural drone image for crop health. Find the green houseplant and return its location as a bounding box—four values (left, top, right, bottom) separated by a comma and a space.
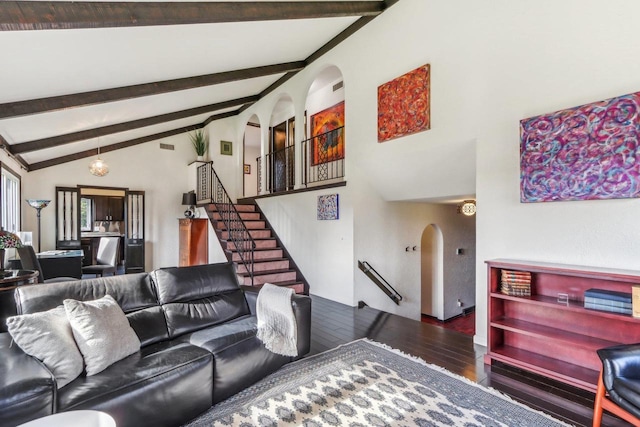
189, 129, 209, 161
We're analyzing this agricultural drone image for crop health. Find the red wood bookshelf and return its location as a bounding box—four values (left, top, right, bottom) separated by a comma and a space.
485, 259, 640, 392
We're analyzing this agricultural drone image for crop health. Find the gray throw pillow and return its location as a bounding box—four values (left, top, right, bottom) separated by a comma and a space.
64, 295, 141, 376
6, 306, 83, 388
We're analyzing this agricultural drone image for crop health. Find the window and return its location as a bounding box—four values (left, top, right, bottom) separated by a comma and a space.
1, 165, 20, 233
80, 197, 93, 231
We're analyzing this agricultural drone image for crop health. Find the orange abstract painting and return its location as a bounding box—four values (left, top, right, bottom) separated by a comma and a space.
311, 101, 345, 166
377, 64, 431, 143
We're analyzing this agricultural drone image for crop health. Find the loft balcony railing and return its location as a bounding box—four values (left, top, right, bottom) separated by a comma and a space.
262, 145, 295, 194
196, 162, 256, 285
302, 126, 345, 186
257, 126, 345, 195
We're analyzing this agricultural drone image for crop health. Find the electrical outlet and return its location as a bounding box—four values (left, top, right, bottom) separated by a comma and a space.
457, 299, 463, 307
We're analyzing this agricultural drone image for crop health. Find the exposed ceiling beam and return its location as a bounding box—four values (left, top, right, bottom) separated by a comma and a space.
12, 96, 259, 154
0, 134, 30, 170
29, 123, 204, 171
30, 110, 242, 170
0, 1, 384, 31
202, 110, 240, 127
0, 62, 304, 120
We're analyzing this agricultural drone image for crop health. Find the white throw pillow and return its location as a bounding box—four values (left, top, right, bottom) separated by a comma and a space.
64, 295, 141, 376
6, 306, 83, 388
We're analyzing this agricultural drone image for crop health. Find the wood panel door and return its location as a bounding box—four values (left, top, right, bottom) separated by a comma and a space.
55, 187, 81, 250
124, 191, 145, 273
271, 121, 287, 193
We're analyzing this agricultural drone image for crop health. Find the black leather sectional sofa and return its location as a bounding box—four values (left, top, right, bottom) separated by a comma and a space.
0, 262, 311, 427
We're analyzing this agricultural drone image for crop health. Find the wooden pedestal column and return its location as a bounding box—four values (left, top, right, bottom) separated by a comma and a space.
178, 218, 208, 266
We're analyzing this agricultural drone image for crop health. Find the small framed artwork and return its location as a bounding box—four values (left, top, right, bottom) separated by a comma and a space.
317, 194, 339, 220
244, 164, 251, 174
220, 140, 233, 156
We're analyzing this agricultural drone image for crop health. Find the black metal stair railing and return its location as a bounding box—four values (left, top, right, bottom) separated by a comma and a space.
358, 260, 403, 305
196, 162, 256, 285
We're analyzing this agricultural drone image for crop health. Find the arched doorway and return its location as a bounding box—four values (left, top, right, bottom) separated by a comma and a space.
242, 115, 260, 197
421, 224, 444, 320
304, 65, 345, 186
268, 96, 295, 193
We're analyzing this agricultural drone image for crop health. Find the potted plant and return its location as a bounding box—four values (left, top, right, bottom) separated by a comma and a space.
189, 129, 209, 161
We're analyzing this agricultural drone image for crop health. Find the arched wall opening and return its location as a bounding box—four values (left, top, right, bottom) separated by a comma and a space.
304, 65, 345, 187
266, 95, 295, 193
421, 223, 444, 320
242, 114, 261, 198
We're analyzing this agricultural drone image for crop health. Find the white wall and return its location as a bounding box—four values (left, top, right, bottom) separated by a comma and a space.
471, 0, 640, 346
256, 189, 355, 306
205, 117, 243, 199
227, 0, 640, 348
305, 73, 344, 131
352, 182, 476, 321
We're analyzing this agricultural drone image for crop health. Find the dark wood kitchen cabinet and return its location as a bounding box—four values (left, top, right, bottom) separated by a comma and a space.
94, 196, 124, 221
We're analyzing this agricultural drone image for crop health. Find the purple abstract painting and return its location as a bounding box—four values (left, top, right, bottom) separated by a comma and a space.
317, 194, 339, 220
520, 92, 640, 203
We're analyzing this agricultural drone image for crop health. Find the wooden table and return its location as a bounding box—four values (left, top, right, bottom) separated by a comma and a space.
0, 270, 39, 332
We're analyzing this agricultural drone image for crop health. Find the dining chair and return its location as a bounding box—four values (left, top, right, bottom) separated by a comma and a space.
82, 237, 119, 277
16, 246, 78, 284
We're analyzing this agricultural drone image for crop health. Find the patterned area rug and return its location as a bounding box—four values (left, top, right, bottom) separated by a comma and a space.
185, 339, 570, 427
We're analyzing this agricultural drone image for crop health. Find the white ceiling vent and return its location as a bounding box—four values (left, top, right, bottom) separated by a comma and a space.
333, 81, 344, 92
159, 143, 175, 150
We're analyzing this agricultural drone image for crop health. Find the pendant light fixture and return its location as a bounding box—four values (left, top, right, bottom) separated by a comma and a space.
89, 147, 109, 177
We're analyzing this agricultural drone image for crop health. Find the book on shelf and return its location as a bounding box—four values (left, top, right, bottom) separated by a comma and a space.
500, 282, 531, 289
501, 270, 531, 280
584, 296, 632, 309
500, 270, 532, 297
584, 301, 632, 315
633, 286, 640, 318
500, 283, 531, 296
501, 277, 531, 285
584, 288, 632, 303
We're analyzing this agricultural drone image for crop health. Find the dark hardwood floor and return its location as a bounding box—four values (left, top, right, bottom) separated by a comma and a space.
308, 295, 627, 427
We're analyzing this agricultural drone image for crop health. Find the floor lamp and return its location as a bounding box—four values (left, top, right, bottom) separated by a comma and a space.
26, 199, 51, 253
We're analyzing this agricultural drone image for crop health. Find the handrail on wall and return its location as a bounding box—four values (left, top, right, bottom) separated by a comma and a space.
357, 260, 403, 305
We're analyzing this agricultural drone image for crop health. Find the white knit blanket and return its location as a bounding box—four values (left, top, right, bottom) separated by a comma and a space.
256, 283, 298, 357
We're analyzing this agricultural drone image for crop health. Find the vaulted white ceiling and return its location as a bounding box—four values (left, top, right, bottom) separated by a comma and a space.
0, 0, 397, 170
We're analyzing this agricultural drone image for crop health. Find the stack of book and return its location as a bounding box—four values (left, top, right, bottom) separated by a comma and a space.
584, 288, 632, 315
501, 270, 531, 296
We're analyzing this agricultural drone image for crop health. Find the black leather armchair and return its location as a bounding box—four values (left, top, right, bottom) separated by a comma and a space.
593, 344, 640, 427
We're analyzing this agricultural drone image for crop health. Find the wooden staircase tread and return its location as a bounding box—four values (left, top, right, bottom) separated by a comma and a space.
246, 257, 290, 263
236, 268, 297, 277
226, 247, 282, 253
218, 237, 275, 242
229, 236, 273, 240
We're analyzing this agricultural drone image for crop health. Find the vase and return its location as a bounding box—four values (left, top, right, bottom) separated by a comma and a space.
196, 155, 204, 162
